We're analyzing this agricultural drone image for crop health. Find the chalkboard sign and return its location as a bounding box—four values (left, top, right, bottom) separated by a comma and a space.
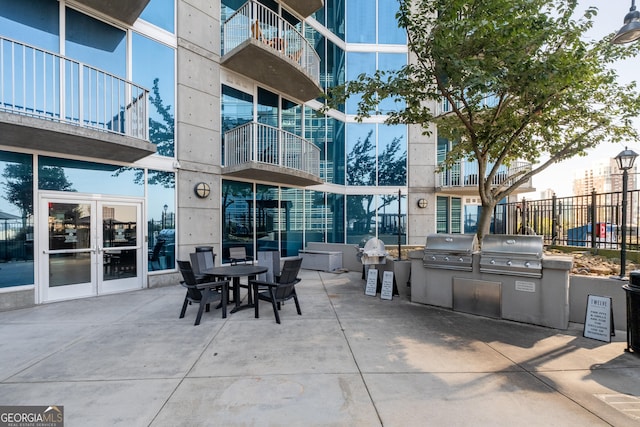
583, 295, 614, 342
381, 271, 394, 300
365, 268, 378, 296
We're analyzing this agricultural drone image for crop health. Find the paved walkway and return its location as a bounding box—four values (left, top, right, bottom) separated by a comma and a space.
1, 269, 640, 426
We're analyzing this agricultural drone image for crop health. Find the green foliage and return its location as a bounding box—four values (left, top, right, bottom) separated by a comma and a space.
325, 0, 640, 238
2, 164, 73, 217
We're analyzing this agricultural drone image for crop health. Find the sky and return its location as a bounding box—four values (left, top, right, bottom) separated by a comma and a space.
521, 1, 640, 198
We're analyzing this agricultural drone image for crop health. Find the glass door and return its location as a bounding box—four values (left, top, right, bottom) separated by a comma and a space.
99, 202, 142, 294
42, 199, 95, 301
40, 196, 143, 302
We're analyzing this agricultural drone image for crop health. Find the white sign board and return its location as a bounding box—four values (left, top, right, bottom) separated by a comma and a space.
583, 295, 613, 342
381, 271, 394, 300
365, 268, 378, 296
515, 281, 536, 293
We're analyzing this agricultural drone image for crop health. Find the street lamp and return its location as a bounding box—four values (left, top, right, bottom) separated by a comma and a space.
615, 147, 639, 279
612, 0, 640, 44
162, 204, 168, 229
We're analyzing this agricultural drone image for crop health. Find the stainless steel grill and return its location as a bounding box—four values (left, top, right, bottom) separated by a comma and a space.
479, 235, 543, 278
423, 233, 479, 271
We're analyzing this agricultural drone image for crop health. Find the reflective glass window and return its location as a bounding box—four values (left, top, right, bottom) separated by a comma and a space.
38, 157, 144, 197
0, 151, 34, 287
282, 98, 301, 136
0, 0, 59, 52
346, 194, 375, 245
304, 107, 327, 181
329, 118, 345, 185
325, 0, 345, 40
65, 8, 126, 78
255, 184, 279, 255
305, 190, 326, 243
378, 0, 406, 44
148, 170, 175, 271
346, 0, 375, 43
140, 0, 175, 32
346, 123, 376, 186
222, 180, 254, 262
133, 33, 175, 157
280, 187, 303, 256
326, 40, 345, 95
464, 205, 480, 234
257, 87, 279, 127
346, 52, 375, 114
377, 124, 407, 186
327, 192, 345, 243
377, 193, 406, 245
221, 85, 254, 166
378, 53, 406, 113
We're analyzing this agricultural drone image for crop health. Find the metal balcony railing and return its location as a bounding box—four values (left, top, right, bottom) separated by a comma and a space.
0, 36, 148, 140
224, 122, 320, 177
223, 0, 320, 85
437, 160, 532, 188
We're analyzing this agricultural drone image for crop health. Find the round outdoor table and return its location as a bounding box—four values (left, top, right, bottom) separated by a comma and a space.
202, 265, 268, 313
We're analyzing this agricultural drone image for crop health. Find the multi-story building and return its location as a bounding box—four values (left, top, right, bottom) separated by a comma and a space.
0, 0, 533, 309
573, 158, 637, 196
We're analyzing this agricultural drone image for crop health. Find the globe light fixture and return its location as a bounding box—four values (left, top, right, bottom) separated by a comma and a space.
194, 182, 211, 199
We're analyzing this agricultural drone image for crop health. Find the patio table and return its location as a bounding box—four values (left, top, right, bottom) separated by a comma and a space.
202, 265, 268, 313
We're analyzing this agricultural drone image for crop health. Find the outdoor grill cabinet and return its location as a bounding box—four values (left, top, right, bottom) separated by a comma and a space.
409, 234, 573, 329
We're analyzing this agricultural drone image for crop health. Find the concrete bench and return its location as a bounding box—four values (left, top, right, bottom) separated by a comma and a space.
299, 250, 342, 272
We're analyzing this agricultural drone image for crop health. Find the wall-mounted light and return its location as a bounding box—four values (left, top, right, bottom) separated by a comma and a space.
194, 182, 211, 199
417, 198, 428, 209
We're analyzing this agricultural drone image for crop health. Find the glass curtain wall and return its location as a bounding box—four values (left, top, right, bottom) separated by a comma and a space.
0, 151, 34, 288
222, 180, 254, 262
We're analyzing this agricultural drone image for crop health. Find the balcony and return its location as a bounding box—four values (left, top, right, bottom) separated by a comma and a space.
73, 0, 150, 25
222, 1, 322, 102
223, 122, 323, 187
437, 160, 535, 195
280, 0, 324, 18
0, 37, 155, 162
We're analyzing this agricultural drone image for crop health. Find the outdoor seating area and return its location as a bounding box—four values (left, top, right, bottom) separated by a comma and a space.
2, 268, 640, 426
177, 249, 303, 325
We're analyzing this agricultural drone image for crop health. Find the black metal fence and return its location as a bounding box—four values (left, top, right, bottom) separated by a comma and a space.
0, 218, 32, 262
494, 189, 640, 249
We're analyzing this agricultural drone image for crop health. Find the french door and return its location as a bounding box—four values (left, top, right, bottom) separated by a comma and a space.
39, 194, 144, 302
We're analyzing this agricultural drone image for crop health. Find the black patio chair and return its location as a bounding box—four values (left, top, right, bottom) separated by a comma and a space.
229, 246, 253, 265
178, 260, 229, 326
250, 257, 302, 324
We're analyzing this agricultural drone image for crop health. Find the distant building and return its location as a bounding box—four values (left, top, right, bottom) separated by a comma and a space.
573, 158, 637, 196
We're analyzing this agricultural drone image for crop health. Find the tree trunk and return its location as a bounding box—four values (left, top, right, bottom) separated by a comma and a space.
476, 201, 496, 246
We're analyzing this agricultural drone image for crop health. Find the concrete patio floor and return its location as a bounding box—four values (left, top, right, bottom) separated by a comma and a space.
1, 269, 640, 426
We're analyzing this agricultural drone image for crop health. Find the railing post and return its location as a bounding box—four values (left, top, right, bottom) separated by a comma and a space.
551, 193, 557, 245
520, 197, 527, 234
591, 188, 597, 249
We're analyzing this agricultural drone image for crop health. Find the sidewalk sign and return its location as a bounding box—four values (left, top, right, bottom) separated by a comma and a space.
583, 294, 614, 342
365, 268, 378, 296
381, 271, 394, 300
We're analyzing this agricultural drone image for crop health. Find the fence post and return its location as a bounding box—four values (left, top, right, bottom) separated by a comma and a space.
591, 189, 597, 249
521, 198, 527, 234
552, 194, 557, 245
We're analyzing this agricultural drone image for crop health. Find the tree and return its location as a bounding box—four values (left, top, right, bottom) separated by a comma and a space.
114, 78, 175, 188
326, 0, 640, 241
2, 164, 74, 219
347, 130, 407, 236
